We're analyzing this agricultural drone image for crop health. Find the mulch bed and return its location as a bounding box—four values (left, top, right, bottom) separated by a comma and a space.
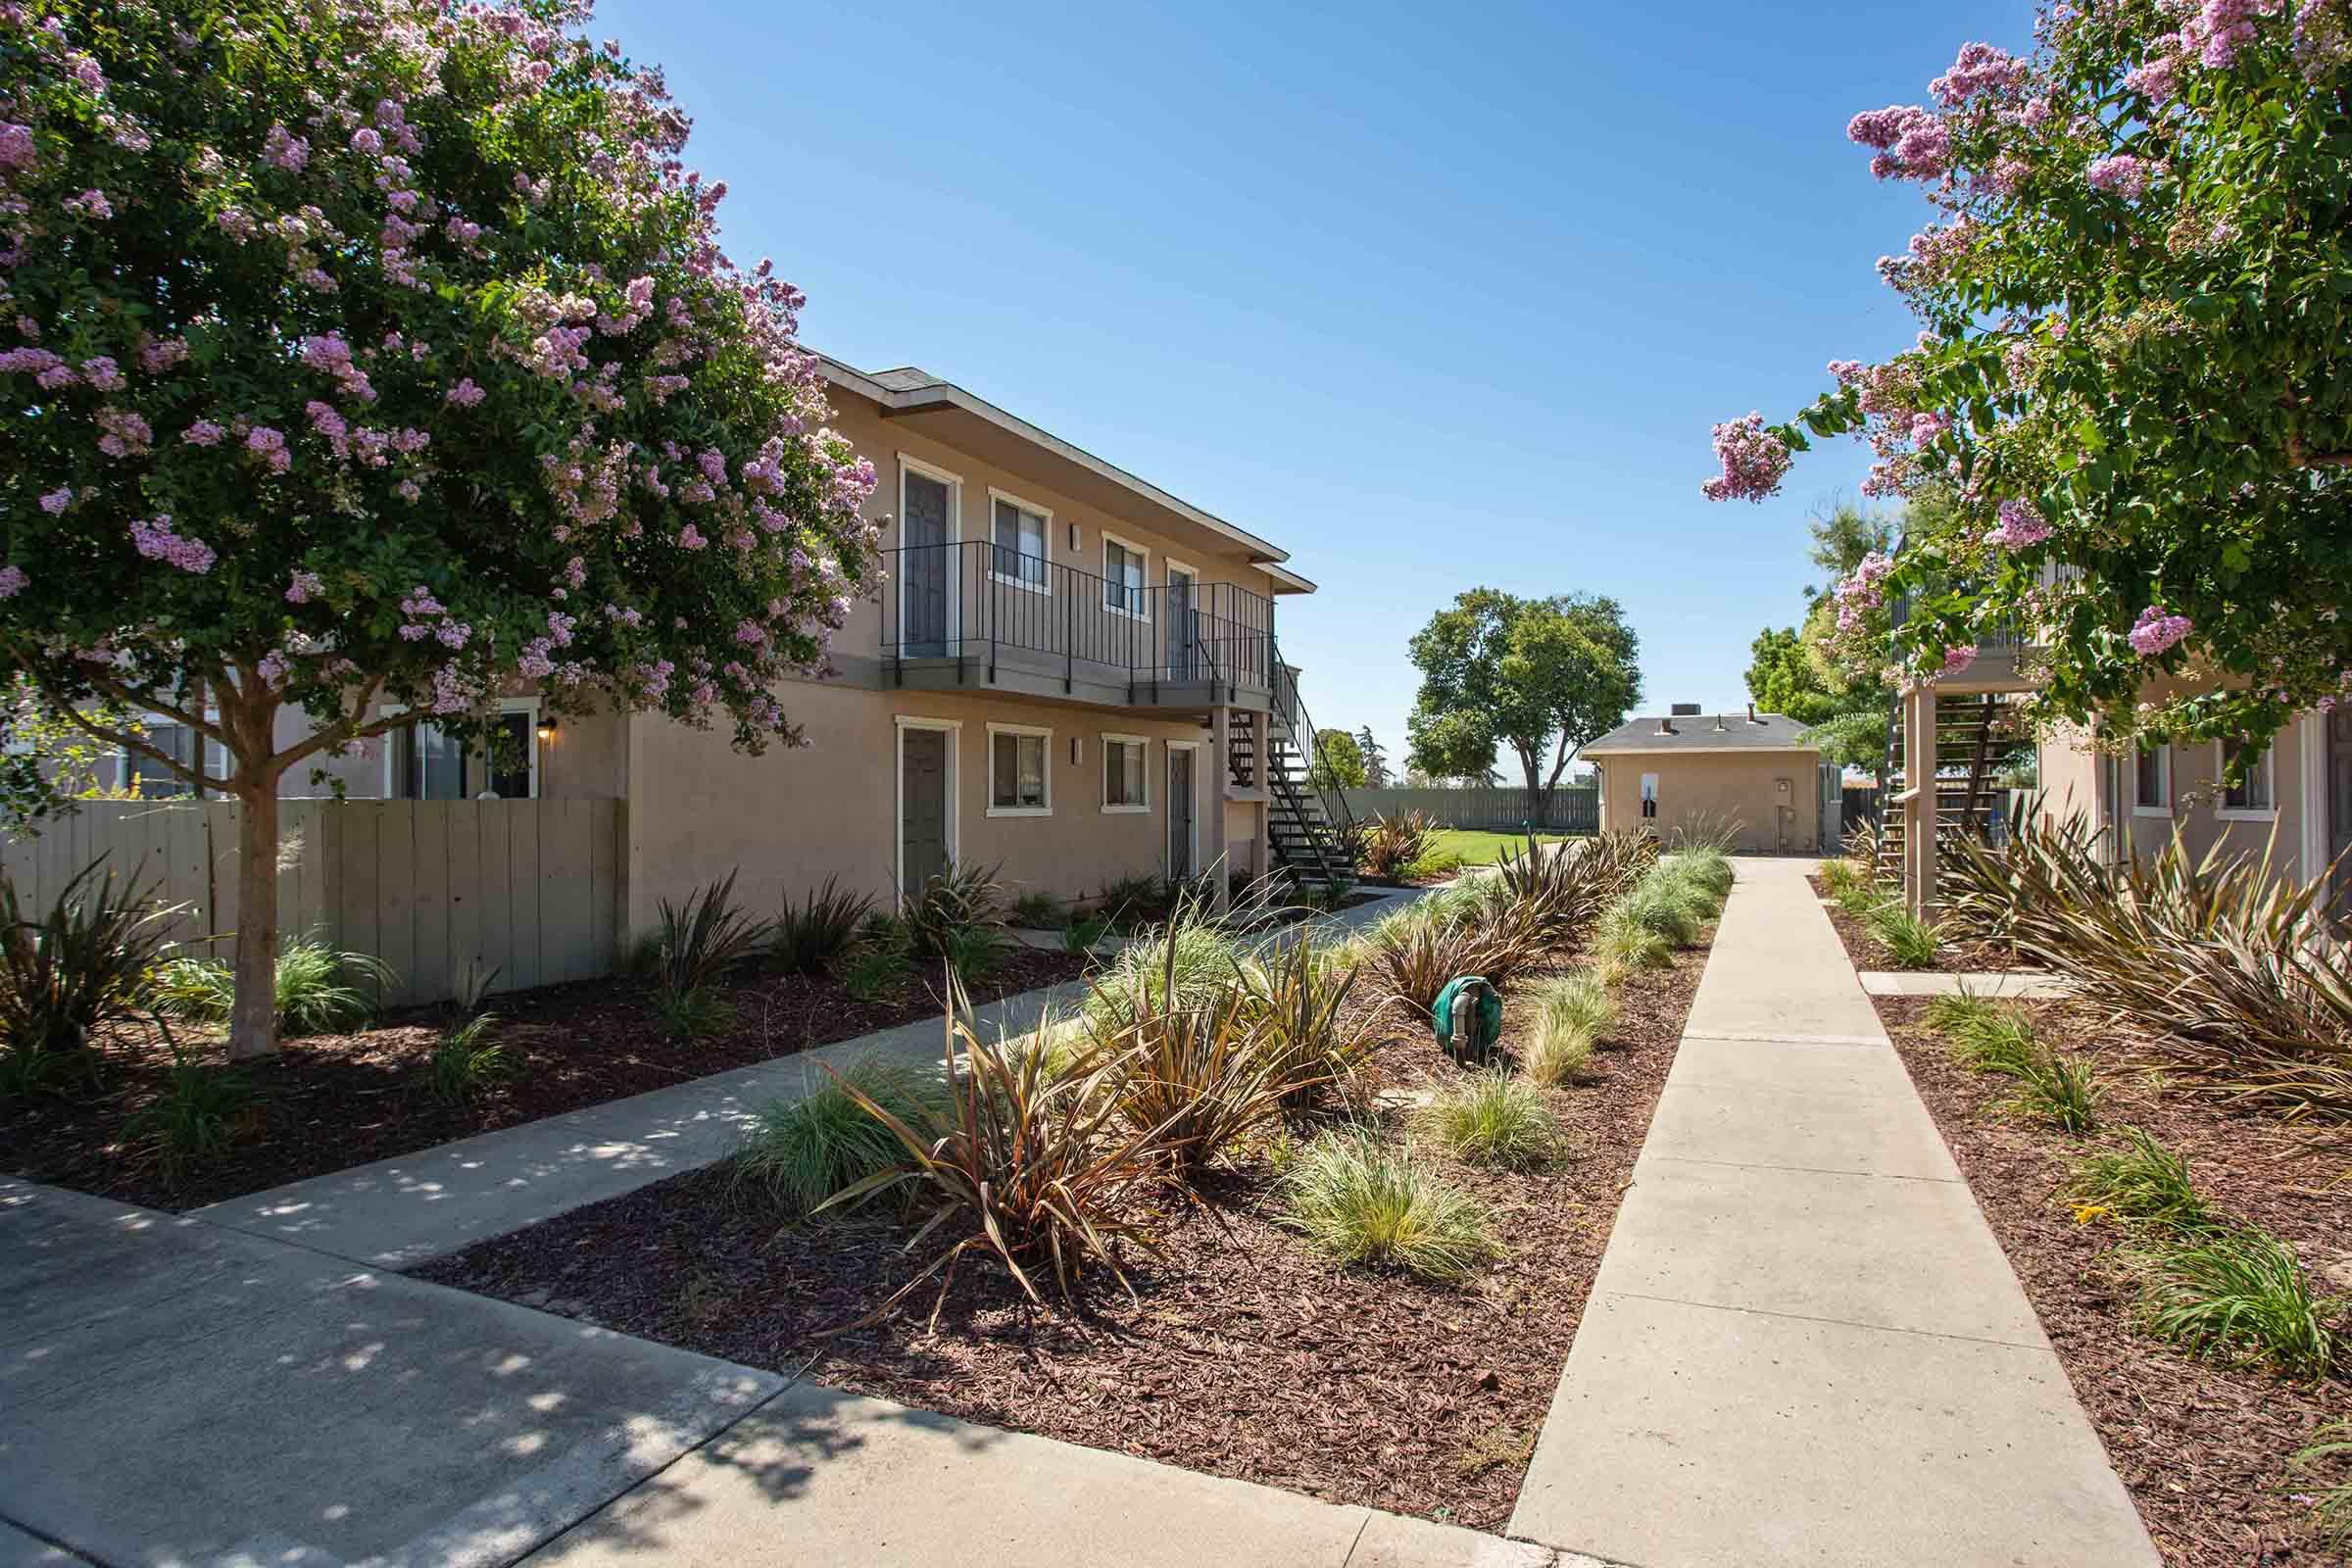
0, 947, 1088, 1214
1808, 871, 2025, 973
1880, 995, 2352, 1566
416, 933, 1712, 1532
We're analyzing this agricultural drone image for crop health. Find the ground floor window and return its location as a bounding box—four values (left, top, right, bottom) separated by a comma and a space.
391, 705, 537, 799
2220, 739, 2274, 814
1102, 734, 1149, 811
989, 724, 1051, 814
1640, 772, 1658, 819
2132, 744, 2170, 813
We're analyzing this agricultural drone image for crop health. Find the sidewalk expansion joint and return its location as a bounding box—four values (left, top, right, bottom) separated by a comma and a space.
1595, 1288, 2053, 1353
1679, 1030, 1889, 1048
1661, 1077, 1910, 1102
1639, 1153, 1962, 1184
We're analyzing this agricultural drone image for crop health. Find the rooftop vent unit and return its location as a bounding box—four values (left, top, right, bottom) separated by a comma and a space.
1670, 703, 1701, 716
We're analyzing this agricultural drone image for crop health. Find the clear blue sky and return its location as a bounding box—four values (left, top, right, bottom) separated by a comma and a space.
589, 0, 2034, 768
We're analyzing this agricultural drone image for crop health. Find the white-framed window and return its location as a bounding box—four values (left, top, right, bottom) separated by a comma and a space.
2132, 743, 2171, 815
987, 722, 1053, 816
1102, 732, 1151, 812
386, 696, 540, 800
1102, 531, 1150, 619
2217, 738, 2275, 817
988, 490, 1050, 593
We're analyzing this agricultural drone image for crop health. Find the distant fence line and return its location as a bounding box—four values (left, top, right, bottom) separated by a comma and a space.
0, 798, 625, 1008
1340, 786, 1598, 834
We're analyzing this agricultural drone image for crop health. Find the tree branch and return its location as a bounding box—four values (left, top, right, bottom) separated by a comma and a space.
271, 674, 397, 772
46, 703, 207, 790
76, 669, 235, 749
2286, 432, 2352, 469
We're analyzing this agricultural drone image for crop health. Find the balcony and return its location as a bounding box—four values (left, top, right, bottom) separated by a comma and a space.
1886, 564, 2082, 694
879, 541, 1276, 710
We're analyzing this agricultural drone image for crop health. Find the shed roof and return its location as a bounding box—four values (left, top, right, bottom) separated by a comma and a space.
1580, 711, 1818, 756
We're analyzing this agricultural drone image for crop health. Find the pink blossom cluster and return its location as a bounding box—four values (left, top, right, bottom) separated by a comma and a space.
1984, 499, 2052, 549
1931, 43, 2030, 107
1699, 412, 1791, 502
286, 570, 323, 604
95, 407, 151, 458
1940, 645, 1980, 676
129, 515, 216, 574
2085, 155, 2160, 200
2129, 605, 2193, 657
1847, 105, 1951, 181
0, 564, 26, 598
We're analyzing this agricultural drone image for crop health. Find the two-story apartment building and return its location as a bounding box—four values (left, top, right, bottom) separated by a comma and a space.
96, 356, 1325, 932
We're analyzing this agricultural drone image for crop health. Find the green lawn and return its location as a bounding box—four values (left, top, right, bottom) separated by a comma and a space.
1423, 828, 1574, 867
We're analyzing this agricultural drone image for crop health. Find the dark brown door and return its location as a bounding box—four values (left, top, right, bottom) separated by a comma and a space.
2329, 711, 2352, 908
901, 727, 950, 897
1168, 746, 1196, 879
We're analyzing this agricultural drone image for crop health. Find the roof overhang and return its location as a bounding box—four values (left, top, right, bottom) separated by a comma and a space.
814, 353, 1313, 594
1584, 745, 1822, 758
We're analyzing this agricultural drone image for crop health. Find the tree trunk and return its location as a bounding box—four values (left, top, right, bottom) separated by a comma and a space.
226, 780, 281, 1060
1519, 749, 1548, 829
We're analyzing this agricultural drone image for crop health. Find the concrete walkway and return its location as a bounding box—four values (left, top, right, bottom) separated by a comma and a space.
2, 1177, 1555, 1568
1509, 857, 2157, 1568
1859, 969, 2075, 999
194, 978, 1090, 1268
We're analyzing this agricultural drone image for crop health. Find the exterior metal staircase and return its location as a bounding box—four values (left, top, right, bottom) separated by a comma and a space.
1227, 646, 1356, 893
1877, 689, 2012, 892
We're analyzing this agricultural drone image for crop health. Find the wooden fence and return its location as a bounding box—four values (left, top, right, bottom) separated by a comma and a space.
1, 798, 626, 1008
1339, 786, 1599, 834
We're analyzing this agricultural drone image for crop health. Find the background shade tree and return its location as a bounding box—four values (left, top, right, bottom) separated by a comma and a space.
1354, 724, 1390, 789
1306, 727, 1366, 792
1404, 588, 1641, 827
0, 0, 877, 1057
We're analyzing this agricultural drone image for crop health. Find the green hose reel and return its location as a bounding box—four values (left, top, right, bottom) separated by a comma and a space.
1432, 974, 1503, 1063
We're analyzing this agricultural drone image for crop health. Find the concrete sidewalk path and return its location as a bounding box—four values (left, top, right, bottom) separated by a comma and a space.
1860, 968, 2075, 999
0, 1178, 780, 1568
193, 977, 1089, 1268
1509, 857, 2157, 1568
3, 1178, 1561, 1568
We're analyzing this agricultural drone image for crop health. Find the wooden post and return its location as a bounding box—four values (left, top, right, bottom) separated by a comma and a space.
1904, 685, 1940, 919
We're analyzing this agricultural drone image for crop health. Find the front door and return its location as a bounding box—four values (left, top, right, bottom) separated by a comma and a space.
901, 727, 950, 898
2329, 711, 2352, 910
1168, 747, 1196, 880
1167, 566, 1199, 679
902, 470, 951, 656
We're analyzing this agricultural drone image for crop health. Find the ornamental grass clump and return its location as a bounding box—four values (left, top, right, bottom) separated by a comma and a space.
773, 875, 874, 977
646, 871, 771, 1041
2136, 1227, 2342, 1382
1279, 1126, 1503, 1283
2004, 1052, 2102, 1135
1083, 903, 1246, 1029
1417, 1070, 1566, 1168
1520, 972, 1615, 1086
1098, 948, 1292, 1180
818, 984, 1175, 1327
1926, 991, 2044, 1077
1232, 936, 1375, 1109
2067, 1126, 2213, 1234
1357, 811, 1436, 879
1866, 901, 1939, 969
1358, 895, 1547, 1019
735, 1055, 948, 1213
151, 936, 387, 1036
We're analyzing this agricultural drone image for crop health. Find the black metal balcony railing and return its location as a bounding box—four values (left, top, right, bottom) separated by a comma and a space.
1886, 562, 2084, 654
879, 541, 1275, 699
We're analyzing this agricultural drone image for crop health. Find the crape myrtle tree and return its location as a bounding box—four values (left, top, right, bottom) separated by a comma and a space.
1404, 588, 1641, 827
0, 0, 879, 1057
1702, 0, 2352, 759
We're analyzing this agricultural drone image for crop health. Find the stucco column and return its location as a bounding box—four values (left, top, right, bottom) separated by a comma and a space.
1208, 707, 1232, 913
1903, 685, 1939, 919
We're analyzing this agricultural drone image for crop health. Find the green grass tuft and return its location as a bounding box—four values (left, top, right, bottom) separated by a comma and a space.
2067, 1125, 2213, 1232
2137, 1226, 2342, 1381
1519, 973, 1615, 1086
1279, 1127, 1503, 1282
1866, 901, 1939, 968
1417, 1070, 1567, 1168
2004, 1052, 2102, 1135
735, 1055, 950, 1212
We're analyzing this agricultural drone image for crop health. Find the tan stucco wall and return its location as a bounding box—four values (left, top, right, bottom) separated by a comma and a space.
1592, 751, 1822, 854
2038, 717, 2313, 873
623, 682, 1231, 932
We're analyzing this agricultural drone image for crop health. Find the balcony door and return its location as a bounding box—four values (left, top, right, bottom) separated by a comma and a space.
1167, 564, 1200, 680
900, 462, 956, 657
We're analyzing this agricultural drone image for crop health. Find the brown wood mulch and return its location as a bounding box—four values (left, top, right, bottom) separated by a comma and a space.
415, 934, 1713, 1532
1879, 995, 2352, 1566
1807, 871, 2023, 973
0, 947, 1088, 1214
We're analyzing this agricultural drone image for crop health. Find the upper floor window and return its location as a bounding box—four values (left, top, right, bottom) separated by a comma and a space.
2219, 739, 2274, 815
1103, 535, 1149, 618
991, 496, 1049, 590
2132, 744, 2170, 813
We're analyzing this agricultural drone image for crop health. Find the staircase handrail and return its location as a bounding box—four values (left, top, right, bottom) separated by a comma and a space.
1268, 637, 1358, 838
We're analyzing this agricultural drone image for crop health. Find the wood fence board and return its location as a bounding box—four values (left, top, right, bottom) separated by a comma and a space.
473, 803, 515, 997
408, 805, 452, 1008
371, 803, 417, 1006
588, 800, 619, 974
538, 801, 593, 984
334, 805, 381, 979
502, 802, 543, 993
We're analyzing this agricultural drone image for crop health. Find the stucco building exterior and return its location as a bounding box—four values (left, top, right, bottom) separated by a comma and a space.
1580, 707, 1828, 855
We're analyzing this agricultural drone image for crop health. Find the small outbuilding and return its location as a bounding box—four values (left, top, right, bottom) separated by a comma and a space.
1580, 704, 1832, 854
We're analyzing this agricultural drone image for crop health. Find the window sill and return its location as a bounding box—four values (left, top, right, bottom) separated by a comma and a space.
986, 805, 1053, 818
2215, 808, 2277, 821
1102, 605, 1152, 624
2131, 806, 2174, 818
1102, 803, 1151, 814
990, 573, 1051, 596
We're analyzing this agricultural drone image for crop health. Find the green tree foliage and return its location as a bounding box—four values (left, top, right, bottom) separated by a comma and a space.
1354, 724, 1389, 788
0, 2, 877, 1055
1704, 6, 2352, 753
1744, 627, 1839, 725
1405, 589, 1641, 825
1306, 727, 1366, 792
